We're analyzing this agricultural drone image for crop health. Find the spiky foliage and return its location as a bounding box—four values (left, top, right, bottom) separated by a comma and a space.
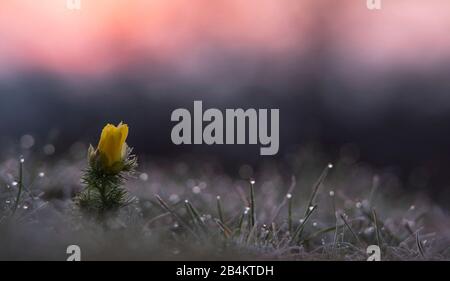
76, 147, 137, 218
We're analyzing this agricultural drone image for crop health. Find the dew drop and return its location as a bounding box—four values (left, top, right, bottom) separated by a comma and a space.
250, 179, 256, 185
286, 193, 292, 199
309, 205, 314, 211
356, 202, 362, 209
329, 190, 335, 197
169, 194, 180, 203
216, 195, 221, 200
139, 173, 148, 181
38, 172, 45, 178
328, 163, 333, 169
12, 181, 18, 186
192, 186, 201, 194
364, 227, 375, 235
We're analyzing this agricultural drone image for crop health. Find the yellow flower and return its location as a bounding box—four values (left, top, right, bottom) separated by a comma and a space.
97, 122, 129, 168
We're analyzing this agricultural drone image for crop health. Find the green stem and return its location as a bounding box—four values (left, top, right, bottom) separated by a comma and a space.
372, 209, 382, 248
12, 158, 24, 215
250, 181, 255, 227
216, 196, 224, 223
288, 195, 293, 233
292, 204, 317, 243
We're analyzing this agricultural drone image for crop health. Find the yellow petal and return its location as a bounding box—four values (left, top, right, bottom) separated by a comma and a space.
97, 122, 129, 168
118, 123, 128, 146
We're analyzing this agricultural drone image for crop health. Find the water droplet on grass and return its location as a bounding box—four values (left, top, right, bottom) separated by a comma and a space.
192, 186, 201, 194
329, 190, 335, 197
364, 227, 375, 235
286, 193, 292, 199
139, 173, 148, 181
38, 172, 45, 178
250, 179, 256, 185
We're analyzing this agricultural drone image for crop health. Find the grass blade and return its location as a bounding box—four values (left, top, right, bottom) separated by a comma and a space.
215, 218, 232, 238
304, 164, 332, 217
249, 180, 256, 227
287, 193, 293, 233
155, 195, 198, 238
291, 204, 317, 243
12, 157, 24, 216
372, 209, 382, 247
216, 195, 225, 223
340, 214, 363, 247
416, 232, 426, 259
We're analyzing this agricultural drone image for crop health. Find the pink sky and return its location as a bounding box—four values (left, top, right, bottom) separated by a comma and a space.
0, 0, 449, 77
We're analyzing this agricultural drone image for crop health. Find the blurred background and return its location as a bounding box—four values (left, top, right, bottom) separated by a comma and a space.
0, 0, 450, 206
